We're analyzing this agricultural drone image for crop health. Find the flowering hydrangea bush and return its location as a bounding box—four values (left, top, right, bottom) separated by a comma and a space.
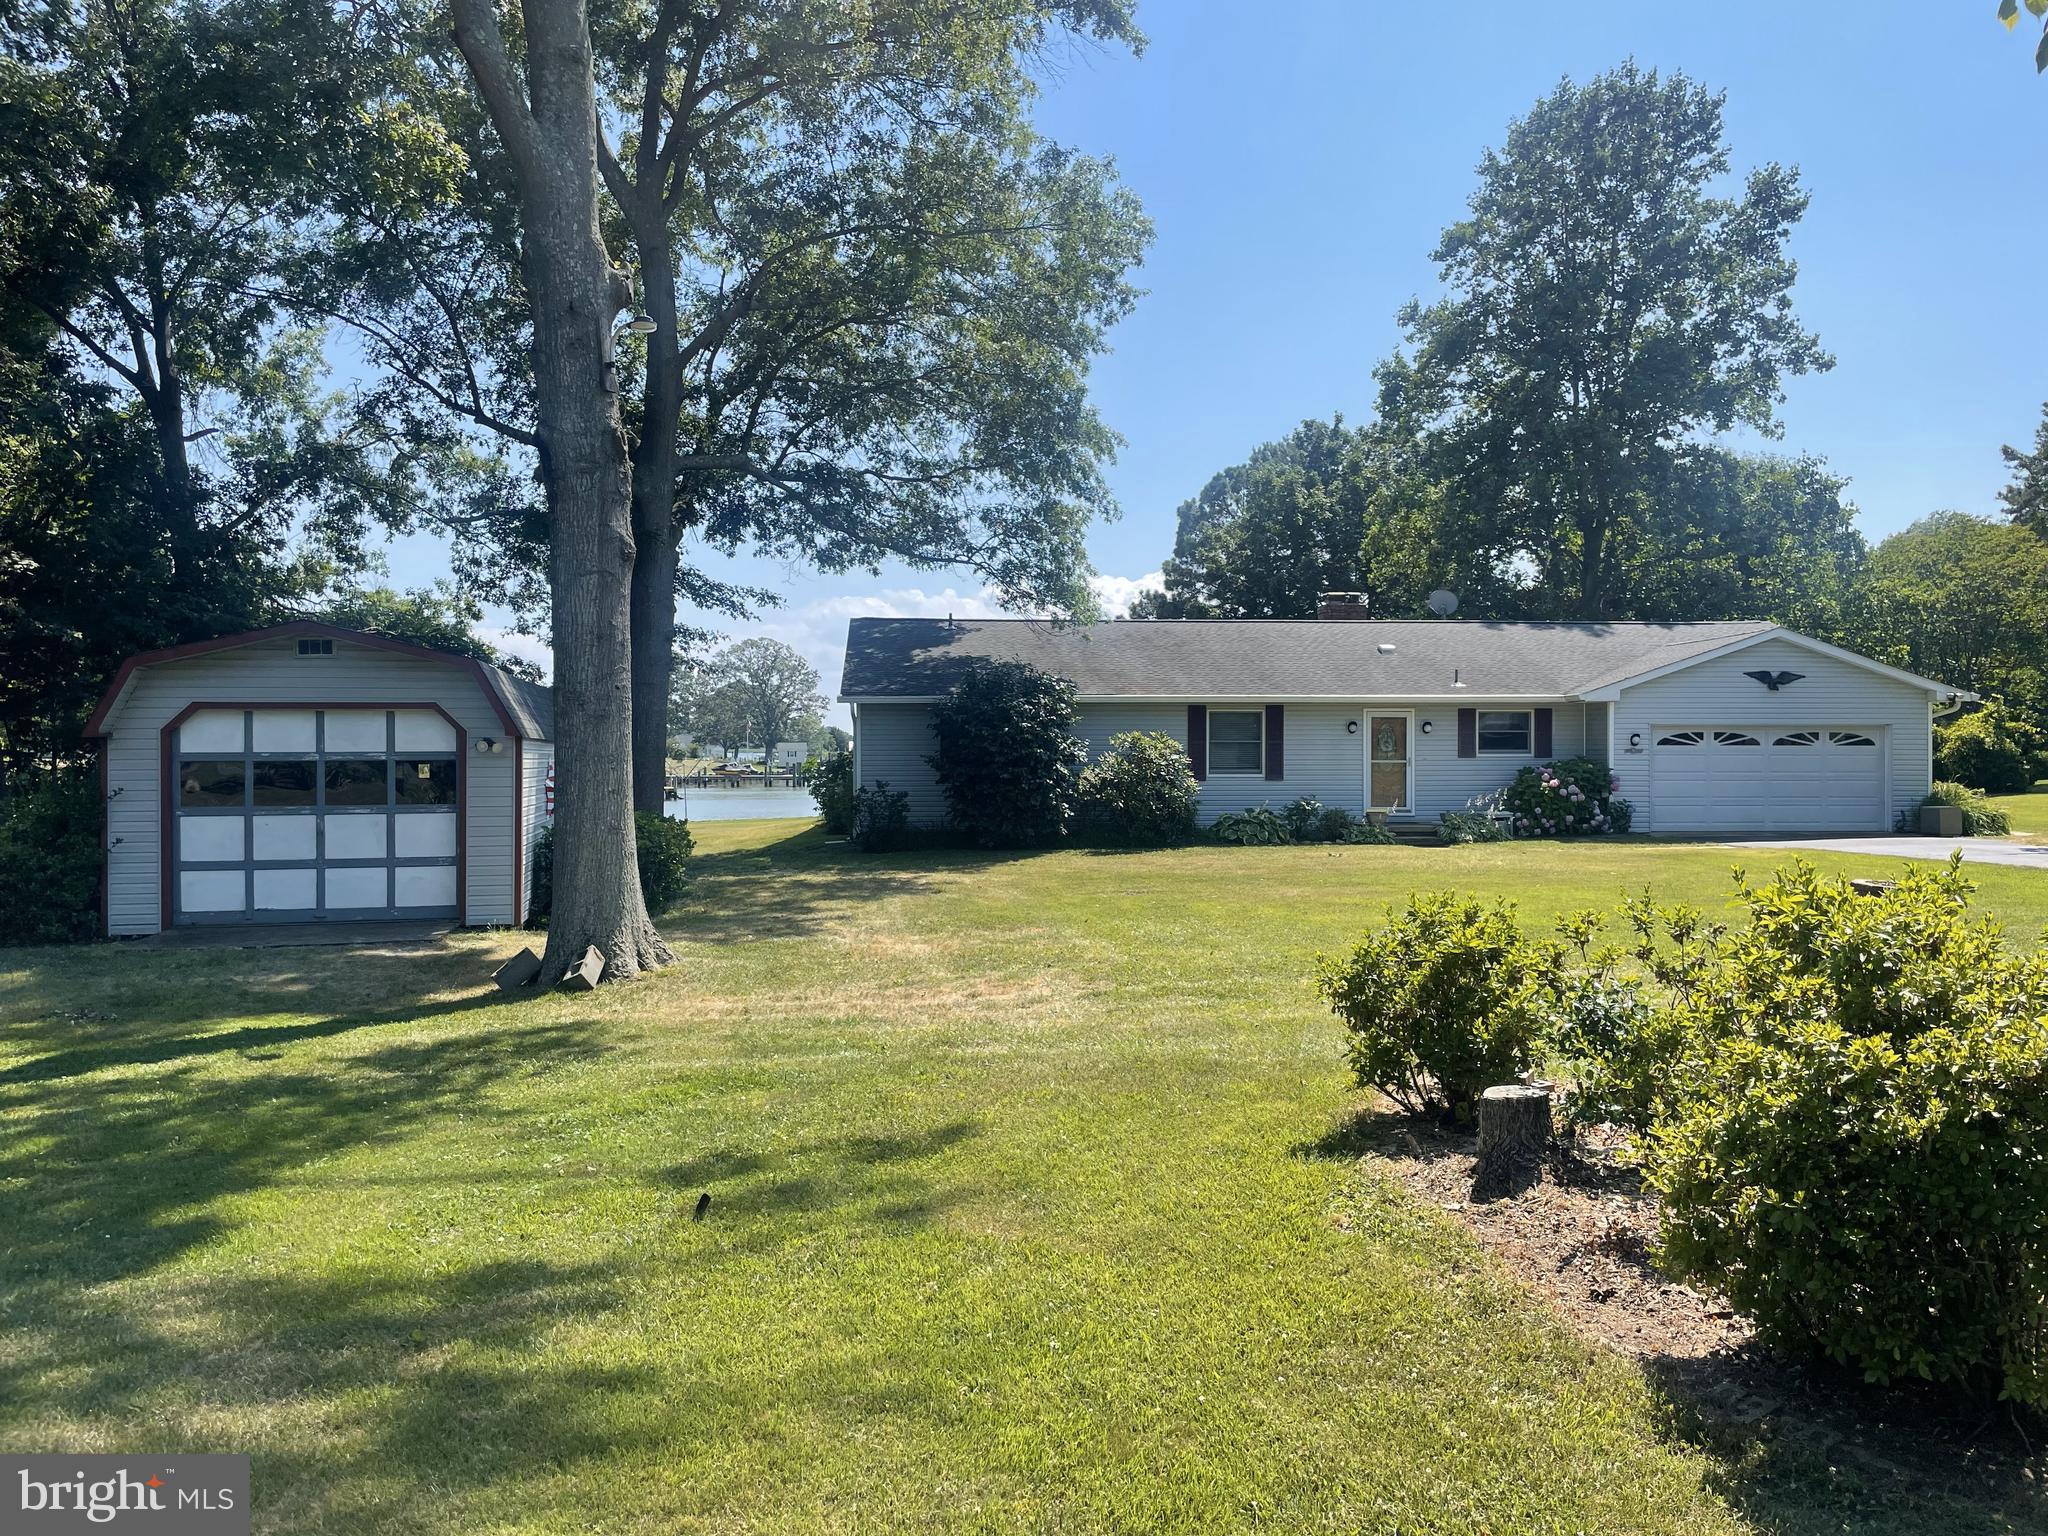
1500, 756, 1632, 837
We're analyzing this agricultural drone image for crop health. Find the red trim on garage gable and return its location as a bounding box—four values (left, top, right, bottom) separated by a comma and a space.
85, 622, 523, 739
511, 737, 524, 925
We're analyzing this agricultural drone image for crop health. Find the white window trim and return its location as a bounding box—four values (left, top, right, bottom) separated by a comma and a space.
1207, 707, 1266, 776
1475, 708, 1534, 755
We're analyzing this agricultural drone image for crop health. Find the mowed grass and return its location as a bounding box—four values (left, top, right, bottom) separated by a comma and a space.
2, 825, 2046, 1534
1983, 783, 2048, 841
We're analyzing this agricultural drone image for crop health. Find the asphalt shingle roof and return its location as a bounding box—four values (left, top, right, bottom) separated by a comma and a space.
481, 662, 554, 740
839, 618, 1780, 701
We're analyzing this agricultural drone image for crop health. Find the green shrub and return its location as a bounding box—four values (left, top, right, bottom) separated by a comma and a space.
1935, 704, 2038, 795
1314, 892, 1561, 1120
848, 782, 915, 851
1643, 859, 2048, 1404
810, 748, 856, 834
927, 660, 1086, 847
1211, 807, 1291, 845
525, 812, 695, 929
1281, 796, 1326, 841
1075, 731, 1199, 847
1923, 780, 2013, 836
1501, 757, 1632, 836
0, 772, 102, 945
1437, 809, 1508, 845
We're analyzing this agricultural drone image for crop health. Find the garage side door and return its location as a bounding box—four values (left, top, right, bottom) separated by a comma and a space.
1652, 727, 1886, 834
173, 708, 461, 924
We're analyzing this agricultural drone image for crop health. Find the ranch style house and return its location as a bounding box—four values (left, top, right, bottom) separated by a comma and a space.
839, 602, 1970, 837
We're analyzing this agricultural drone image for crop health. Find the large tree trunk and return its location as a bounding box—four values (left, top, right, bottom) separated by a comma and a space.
629, 525, 678, 815
452, 0, 670, 981
625, 196, 682, 818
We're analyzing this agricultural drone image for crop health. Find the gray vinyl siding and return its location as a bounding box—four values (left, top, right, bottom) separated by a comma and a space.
853, 702, 945, 822
100, 638, 519, 934
520, 739, 555, 924
852, 698, 1589, 826
1608, 639, 1935, 831
1583, 703, 1611, 765
1403, 701, 1586, 819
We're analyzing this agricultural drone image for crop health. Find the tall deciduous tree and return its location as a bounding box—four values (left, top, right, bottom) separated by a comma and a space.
446, 0, 669, 980
1130, 416, 1455, 620
671, 637, 826, 759
0, 0, 411, 597
1854, 511, 2048, 729
1385, 64, 1831, 619
589, 0, 1148, 813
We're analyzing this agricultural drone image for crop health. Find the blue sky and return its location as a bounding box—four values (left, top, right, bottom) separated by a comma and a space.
387, 2, 2048, 715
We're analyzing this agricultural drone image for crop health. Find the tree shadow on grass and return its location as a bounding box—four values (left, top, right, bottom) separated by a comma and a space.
656, 1117, 986, 1238
0, 987, 515, 1085
0, 942, 505, 1062
1292, 1104, 1463, 1165
670, 832, 1063, 946
1637, 1349, 2046, 1536
2, 1094, 987, 1529
0, 1019, 613, 1303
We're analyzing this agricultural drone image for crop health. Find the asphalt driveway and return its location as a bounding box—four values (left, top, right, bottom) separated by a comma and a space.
1729, 836, 2048, 868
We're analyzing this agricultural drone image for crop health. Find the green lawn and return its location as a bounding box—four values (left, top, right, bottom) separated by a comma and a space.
1983, 783, 2048, 841
3, 825, 2045, 1534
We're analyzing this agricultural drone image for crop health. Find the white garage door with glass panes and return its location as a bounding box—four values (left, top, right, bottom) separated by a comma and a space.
1650, 726, 1884, 834
175, 708, 459, 924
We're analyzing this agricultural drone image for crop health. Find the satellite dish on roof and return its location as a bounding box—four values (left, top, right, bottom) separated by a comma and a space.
1427, 589, 1460, 618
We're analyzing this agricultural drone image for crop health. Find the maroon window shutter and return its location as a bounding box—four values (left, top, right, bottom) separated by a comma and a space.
1265, 704, 1285, 780
1533, 707, 1553, 759
1188, 704, 1207, 781
1457, 708, 1477, 758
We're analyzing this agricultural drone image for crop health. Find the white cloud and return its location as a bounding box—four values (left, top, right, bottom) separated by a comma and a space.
1089, 569, 1165, 618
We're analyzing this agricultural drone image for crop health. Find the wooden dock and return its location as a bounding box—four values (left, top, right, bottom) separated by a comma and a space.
666, 769, 808, 795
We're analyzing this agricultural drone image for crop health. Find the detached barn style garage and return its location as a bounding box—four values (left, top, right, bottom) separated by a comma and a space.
85, 623, 554, 936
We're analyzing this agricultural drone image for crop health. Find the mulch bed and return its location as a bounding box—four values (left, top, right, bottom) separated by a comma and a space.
1351, 1109, 2048, 1510
1363, 1115, 1749, 1361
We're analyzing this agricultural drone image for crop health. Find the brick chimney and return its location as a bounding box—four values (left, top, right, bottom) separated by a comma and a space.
1316, 591, 1370, 621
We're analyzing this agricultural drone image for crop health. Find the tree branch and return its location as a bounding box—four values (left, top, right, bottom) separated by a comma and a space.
448, 0, 542, 182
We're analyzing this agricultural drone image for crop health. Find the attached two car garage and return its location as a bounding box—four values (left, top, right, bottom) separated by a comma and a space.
1648, 725, 1887, 835
86, 623, 555, 935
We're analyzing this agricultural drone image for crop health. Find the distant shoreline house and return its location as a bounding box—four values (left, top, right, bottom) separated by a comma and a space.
839, 600, 1970, 837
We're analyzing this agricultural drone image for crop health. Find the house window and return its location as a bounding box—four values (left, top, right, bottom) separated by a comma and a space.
1475, 710, 1532, 754
1208, 710, 1264, 775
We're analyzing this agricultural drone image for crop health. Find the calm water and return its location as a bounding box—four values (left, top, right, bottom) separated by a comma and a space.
665, 786, 819, 822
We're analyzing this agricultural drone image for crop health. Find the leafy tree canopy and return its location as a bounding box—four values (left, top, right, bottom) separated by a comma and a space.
1999, 402, 2048, 539
670, 637, 828, 756
1855, 512, 2048, 729
1383, 62, 1830, 619
1998, 0, 2048, 72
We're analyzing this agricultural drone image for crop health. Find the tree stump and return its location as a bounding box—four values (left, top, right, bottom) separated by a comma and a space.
1471, 1084, 1552, 1200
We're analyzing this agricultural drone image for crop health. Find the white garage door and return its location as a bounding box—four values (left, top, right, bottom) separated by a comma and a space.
173, 707, 461, 924
1651, 727, 1885, 834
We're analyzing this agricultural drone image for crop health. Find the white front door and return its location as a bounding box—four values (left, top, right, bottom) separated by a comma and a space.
1650, 726, 1886, 833
1366, 712, 1412, 814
